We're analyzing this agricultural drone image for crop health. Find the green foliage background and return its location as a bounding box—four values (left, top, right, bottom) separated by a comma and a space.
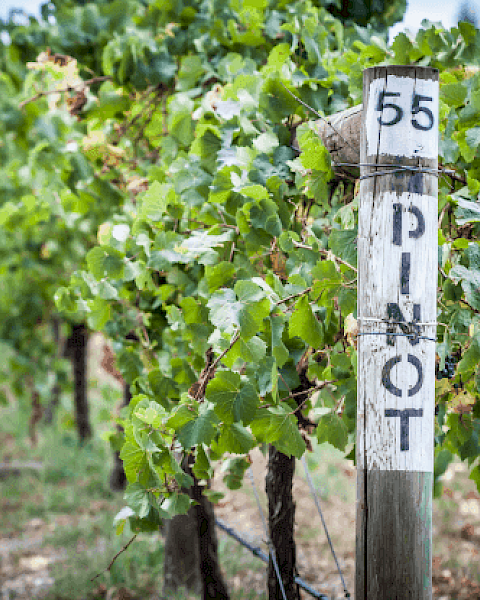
1, 0, 480, 530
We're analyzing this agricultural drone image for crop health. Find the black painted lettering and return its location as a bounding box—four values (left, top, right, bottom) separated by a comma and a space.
413, 304, 421, 322
408, 205, 425, 239
382, 356, 402, 397
392, 203, 425, 245
407, 354, 423, 396
386, 303, 421, 346
382, 353, 424, 397
407, 172, 423, 194
377, 91, 403, 126
411, 94, 434, 131
401, 252, 410, 294
384, 408, 424, 451
393, 203, 402, 246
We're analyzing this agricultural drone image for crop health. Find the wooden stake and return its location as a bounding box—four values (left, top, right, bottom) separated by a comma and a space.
356, 66, 438, 599
291, 104, 362, 168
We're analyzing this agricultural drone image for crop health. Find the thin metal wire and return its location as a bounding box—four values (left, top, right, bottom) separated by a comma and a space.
360, 169, 438, 180
357, 331, 437, 342
301, 456, 351, 598
281, 91, 457, 182
248, 467, 288, 600
280, 85, 357, 154
332, 161, 445, 179
214, 518, 330, 600
356, 317, 437, 341
357, 317, 437, 327
334, 162, 450, 171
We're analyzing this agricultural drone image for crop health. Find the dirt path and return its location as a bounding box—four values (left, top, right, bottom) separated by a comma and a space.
1, 517, 65, 599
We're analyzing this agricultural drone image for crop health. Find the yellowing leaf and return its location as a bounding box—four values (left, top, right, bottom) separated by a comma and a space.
450, 390, 476, 414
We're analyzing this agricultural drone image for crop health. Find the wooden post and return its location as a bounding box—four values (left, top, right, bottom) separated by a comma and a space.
356, 66, 438, 599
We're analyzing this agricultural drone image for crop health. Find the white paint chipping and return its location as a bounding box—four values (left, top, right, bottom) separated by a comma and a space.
366, 75, 438, 159
357, 191, 437, 472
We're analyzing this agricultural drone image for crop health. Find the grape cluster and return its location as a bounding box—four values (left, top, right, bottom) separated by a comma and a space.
436, 355, 456, 380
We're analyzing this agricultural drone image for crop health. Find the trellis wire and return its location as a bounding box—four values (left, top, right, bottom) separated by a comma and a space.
214, 518, 329, 600
334, 161, 455, 173
284, 84, 459, 187
332, 162, 444, 179
301, 456, 351, 599
248, 466, 288, 600
281, 83, 357, 154
357, 332, 437, 342
356, 316, 437, 343
289, 151, 458, 184
358, 317, 437, 326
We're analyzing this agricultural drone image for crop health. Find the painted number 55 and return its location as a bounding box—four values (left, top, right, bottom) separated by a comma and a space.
376, 92, 434, 131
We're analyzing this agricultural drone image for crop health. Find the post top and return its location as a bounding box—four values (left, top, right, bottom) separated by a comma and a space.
363, 65, 439, 81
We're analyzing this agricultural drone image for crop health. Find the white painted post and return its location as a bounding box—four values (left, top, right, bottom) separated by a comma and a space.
356, 66, 438, 599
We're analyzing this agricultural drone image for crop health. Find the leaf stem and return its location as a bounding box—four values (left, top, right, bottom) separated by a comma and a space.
287, 380, 337, 408
280, 83, 356, 152
275, 287, 312, 306
91, 534, 137, 582
292, 241, 358, 272
19, 76, 112, 108
207, 331, 241, 377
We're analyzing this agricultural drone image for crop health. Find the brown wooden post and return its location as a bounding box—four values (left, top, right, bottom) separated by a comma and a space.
356, 66, 438, 599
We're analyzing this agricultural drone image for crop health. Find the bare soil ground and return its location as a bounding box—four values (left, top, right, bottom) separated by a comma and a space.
213, 447, 480, 600
214, 446, 356, 599
0, 335, 479, 599
1, 452, 479, 599
0, 452, 480, 600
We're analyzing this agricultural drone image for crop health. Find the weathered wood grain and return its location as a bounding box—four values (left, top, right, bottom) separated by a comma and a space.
312, 104, 362, 166
356, 65, 438, 600
292, 104, 362, 172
